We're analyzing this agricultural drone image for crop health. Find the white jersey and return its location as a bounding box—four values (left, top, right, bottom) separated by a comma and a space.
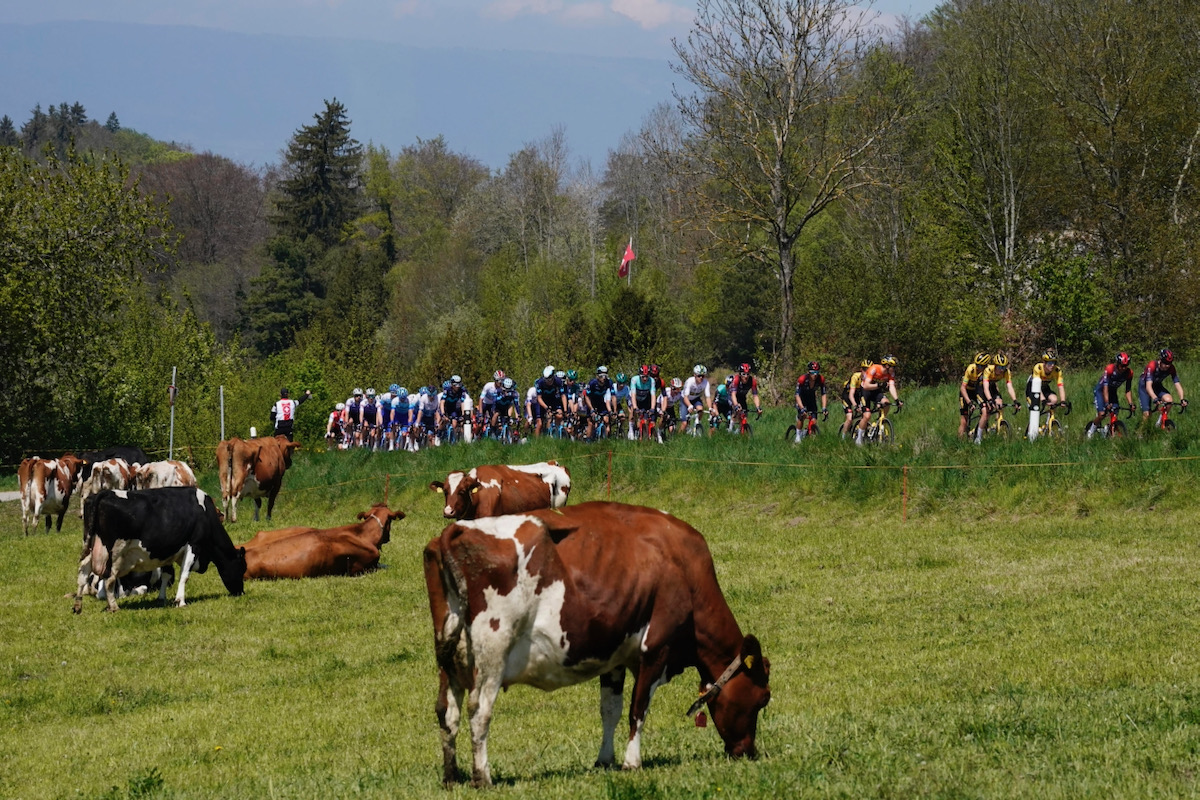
479, 381, 498, 406
417, 394, 440, 414
272, 398, 299, 423
683, 376, 711, 403
663, 389, 685, 413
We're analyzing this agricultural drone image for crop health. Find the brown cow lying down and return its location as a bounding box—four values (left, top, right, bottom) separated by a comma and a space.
241, 504, 404, 580
216, 435, 301, 522
429, 461, 571, 519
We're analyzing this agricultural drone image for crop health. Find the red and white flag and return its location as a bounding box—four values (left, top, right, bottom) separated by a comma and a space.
618, 238, 636, 278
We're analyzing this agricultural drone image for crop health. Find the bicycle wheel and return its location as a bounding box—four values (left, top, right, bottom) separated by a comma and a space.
1111, 420, 1126, 438
1047, 418, 1062, 438
878, 417, 894, 445
1163, 418, 1176, 431
997, 420, 1011, 439
810, 422, 819, 437
784, 425, 797, 442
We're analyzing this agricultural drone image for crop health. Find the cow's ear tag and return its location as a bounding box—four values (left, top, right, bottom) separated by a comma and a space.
471, 486, 479, 494
695, 712, 707, 728
743, 655, 755, 669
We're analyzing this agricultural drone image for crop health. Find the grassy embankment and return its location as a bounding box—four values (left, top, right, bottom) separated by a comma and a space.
2, 382, 1199, 798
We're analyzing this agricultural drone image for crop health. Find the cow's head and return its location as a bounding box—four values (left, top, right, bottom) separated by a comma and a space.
276, 439, 301, 468
218, 546, 248, 596
358, 505, 405, 544
697, 634, 771, 759
429, 472, 480, 520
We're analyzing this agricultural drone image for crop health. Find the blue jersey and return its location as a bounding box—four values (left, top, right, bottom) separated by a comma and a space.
535, 376, 562, 405
611, 384, 631, 408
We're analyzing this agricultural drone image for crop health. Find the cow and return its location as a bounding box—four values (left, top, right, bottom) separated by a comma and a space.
132, 460, 197, 490
73, 487, 246, 613
241, 504, 404, 580
216, 436, 300, 522
77, 446, 149, 483
76, 457, 135, 516
423, 501, 771, 787
429, 461, 571, 520
19, 454, 83, 534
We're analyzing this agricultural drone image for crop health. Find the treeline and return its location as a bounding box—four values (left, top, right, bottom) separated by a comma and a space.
3, 0, 1199, 463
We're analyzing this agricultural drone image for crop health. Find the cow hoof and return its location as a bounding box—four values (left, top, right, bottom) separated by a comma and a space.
72, 602, 82, 615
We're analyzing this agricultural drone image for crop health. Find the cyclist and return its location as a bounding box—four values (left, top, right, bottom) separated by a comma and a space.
794, 361, 828, 442
533, 366, 565, 437
630, 365, 659, 438
840, 359, 871, 438
959, 352, 990, 441
682, 365, 713, 434
712, 382, 734, 430
981, 353, 1020, 437
392, 389, 413, 448
479, 370, 505, 423
361, 388, 380, 447
344, 388, 364, 446
730, 362, 762, 421
439, 376, 469, 441
1025, 349, 1066, 438
563, 369, 588, 433
377, 388, 395, 449
611, 372, 633, 437
1140, 348, 1187, 424
660, 378, 685, 439
491, 377, 521, 435
649, 363, 666, 395
584, 366, 615, 440
416, 386, 441, 445
325, 403, 346, 449
856, 355, 900, 446
1086, 352, 1135, 438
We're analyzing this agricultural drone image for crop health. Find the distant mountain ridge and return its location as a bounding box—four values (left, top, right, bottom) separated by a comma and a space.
0, 21, 675, 169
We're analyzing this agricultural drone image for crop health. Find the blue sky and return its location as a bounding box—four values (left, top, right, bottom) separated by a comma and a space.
10, 0, 941, 60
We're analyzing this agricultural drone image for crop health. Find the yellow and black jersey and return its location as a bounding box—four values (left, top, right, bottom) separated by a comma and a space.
982, 364, 1011, 384
961, 363, 985, 392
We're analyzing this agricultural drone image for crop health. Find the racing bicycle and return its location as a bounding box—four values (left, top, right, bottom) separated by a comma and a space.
967, 400, 1022, 440
1090, 403, 1135, 439
785, 407, 826, 442
1151, 399, 1188, 431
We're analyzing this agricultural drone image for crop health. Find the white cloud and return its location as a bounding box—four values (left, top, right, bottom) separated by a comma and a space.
483, 0, 564, 20
610, 0, 691, 29
562, 2, 608, 23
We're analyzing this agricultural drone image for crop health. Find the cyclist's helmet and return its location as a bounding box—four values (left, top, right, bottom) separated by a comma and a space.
450, 375, 462, 386
366, 387, 376, 397
860, 358, 874, 370
429, 384, 440, 395
389, 383, 400, 395
650, 363, 661, 377
639, 365, 650, 377
597, 365, 609, 375
739, 362, 751, 374
502, 377, 515, 390
493, 370, 504, 382
974, 352, 990, 366
353, 387, 363, 397
616, 372, 627, 384
671, 377, 683, 389
398, 387, 408, 398
993, 353, 1009, 368
1160, 348, 1174, 364
418, 387, 429, 396
442, 380, 451, 391
694, 364, 706, 376
1041, 348, 1057, 363
566, 369, 578, 381
544, 366, 555, 378
335, 402, 345, 411
555, 370, 566, 380
1115, 352, 1131, 368
808, 361, 820, 373
881, 355, 898, 368
717, 383, 729, 396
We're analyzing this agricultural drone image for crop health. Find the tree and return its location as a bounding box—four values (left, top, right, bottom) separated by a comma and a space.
271, 98, 363, 248
105, 112, 121, 133
672, 0, 911, 373
0, 116, 16, 148
0, 146, 174, 461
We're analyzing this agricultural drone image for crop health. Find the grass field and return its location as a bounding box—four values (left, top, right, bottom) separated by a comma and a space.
3, 388, 1200, 799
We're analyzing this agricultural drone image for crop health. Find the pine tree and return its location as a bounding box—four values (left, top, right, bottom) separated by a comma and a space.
272, 98, 363, 248
105, 112, 120, 133
0, 116, 17, 148
21, 104, 46, 150
70, 102, 87, 126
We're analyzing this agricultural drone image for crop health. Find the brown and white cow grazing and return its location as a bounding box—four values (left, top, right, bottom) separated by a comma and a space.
76, 458, 135, 516
132, 460, 197, 490
429, 461, 571, 520
241, 504, 404, 580
423, 501, 770, 787
19, 454, 83, 535
216, 436, 300, 522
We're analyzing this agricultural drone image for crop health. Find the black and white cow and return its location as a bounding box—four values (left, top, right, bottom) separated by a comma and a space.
73, 487, 246, 613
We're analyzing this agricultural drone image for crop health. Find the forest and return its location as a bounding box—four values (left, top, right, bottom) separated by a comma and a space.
3, 0, 1199, 463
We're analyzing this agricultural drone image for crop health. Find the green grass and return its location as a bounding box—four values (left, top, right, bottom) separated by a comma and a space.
3, 398, 1200, 798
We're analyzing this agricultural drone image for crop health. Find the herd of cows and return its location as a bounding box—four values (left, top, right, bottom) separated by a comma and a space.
14, 437, 772, 787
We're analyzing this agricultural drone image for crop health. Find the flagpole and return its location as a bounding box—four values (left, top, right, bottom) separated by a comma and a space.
627, 237, 632, 286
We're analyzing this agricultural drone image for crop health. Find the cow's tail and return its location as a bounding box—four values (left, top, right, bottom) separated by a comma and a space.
425, 528, 469, 669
